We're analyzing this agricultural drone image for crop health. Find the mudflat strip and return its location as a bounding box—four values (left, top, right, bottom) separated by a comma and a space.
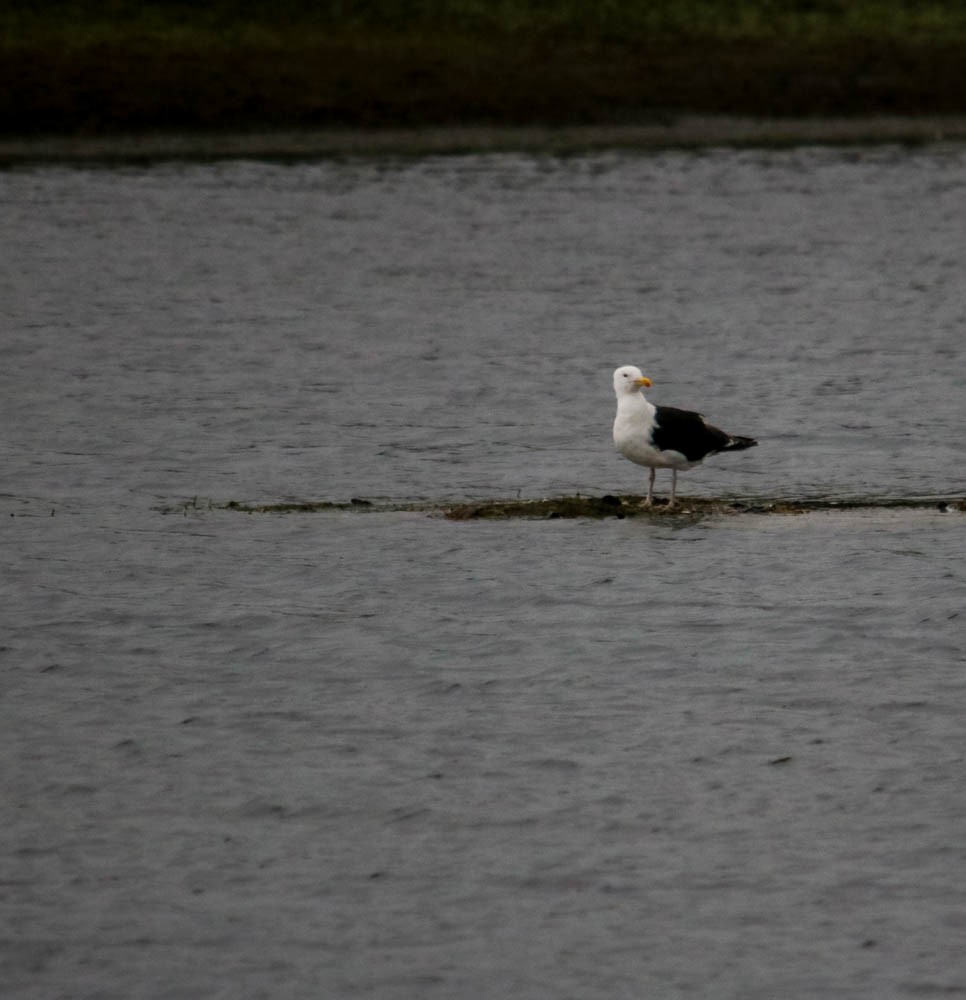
160, 495, 965, 520
4, 115, 966, 165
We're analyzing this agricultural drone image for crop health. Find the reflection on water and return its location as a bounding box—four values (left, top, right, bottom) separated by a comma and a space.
2, 146, 965, 999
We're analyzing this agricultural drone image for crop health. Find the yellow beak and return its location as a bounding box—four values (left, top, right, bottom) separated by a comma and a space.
634, 376, 652, 388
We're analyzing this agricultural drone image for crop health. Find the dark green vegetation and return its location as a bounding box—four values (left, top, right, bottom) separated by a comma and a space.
161, 495, 965, 521
5, 1, 966, 135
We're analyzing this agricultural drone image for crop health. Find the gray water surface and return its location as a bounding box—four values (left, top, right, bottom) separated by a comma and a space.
2, 146, 966, 999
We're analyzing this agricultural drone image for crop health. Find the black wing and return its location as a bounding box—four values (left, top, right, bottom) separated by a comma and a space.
652, 406, 732, 462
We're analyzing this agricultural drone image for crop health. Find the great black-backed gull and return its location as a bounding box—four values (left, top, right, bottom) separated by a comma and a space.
612, 364, 757, 508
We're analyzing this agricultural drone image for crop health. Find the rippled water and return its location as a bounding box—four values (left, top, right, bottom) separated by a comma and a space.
2, 146, 965, 999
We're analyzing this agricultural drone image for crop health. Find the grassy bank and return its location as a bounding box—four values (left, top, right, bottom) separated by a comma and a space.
5, 1, 966, 135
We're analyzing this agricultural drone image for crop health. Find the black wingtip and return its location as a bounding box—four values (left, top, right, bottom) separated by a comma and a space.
726, 436, 758, 451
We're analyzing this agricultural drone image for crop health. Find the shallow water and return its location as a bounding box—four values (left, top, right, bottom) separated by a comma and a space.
2, 146, 965, 999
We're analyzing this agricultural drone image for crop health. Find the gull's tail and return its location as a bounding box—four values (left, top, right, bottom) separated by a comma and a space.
723, 435, 757, 452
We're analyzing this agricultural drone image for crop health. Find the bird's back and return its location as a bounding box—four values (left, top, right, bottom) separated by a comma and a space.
653, 406, 755, 463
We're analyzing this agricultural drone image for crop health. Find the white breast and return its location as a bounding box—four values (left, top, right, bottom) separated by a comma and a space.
613, 394, 693, 470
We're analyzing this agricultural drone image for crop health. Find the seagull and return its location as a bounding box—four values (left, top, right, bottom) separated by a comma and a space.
612, 364, 757, 508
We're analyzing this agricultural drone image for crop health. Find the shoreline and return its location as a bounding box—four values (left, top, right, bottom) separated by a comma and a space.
4, 115, 966, 165
160, 495, 966, 520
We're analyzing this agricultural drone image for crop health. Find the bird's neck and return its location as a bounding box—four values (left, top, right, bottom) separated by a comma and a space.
619, 392, 655, 419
